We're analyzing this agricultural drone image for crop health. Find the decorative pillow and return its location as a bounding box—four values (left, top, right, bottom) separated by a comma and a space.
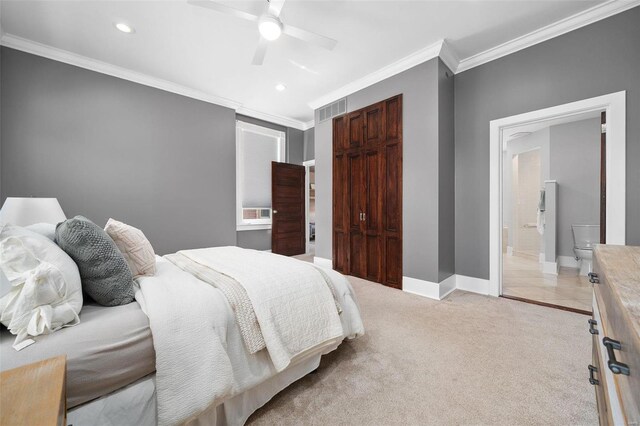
55, 216, 134, 306
25, 222, 57, 241
104, 218, 156, 278
0, 224, 83, 350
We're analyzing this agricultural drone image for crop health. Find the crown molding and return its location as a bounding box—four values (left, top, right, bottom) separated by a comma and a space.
308, 39, 448, 110
438, 40, 460, 74
0, 33, 311, 131
456, 0, 640, 73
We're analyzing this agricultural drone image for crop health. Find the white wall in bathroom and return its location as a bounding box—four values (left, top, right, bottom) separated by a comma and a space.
549, 118, 601, 258
503, 128, 550, 251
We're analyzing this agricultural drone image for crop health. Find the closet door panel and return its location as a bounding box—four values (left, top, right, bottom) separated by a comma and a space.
348, 112, 364, 149
364, 102, 385, 146
385, 142, 401, 233
385, 95, 401, 142
348, 152, 365, 229
333, 153, 348, 272
333, 115, 348, 151
385, 235, 402, 288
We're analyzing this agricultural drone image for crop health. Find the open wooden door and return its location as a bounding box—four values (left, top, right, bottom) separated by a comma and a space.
272, 162, 306, 256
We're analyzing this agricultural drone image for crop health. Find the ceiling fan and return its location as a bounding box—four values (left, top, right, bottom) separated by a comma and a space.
187, 0, 338, 65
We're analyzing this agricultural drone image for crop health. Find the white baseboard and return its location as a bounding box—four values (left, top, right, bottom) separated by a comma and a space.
313, 256, 333, 269
558, 255, 579, 269
456, 275, 491, 295
403, 274, 456, 300
542, 260, 559, 275
403, 274, 489, 300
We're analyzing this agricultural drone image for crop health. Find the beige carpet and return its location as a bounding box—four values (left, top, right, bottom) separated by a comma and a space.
247, 275, 597, 425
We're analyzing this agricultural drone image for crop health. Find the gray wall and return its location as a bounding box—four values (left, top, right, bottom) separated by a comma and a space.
0, 47, 237, 255
437, 60, 455, 281
315, 58, 454, 283
303, 128, 315, 161
455, 7, 640, 280
550, 118, 601, 257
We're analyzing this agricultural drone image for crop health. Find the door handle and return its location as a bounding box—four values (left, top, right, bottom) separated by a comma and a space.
588, 272, 599, 284
359, 212, 363, 221
362, 212, 366, 221
588, 365, 599, 385
602, 337, 630, 375
588, 319, 598, 335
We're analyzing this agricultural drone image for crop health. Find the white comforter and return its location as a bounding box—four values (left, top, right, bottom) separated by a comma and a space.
179, 247, 343, 372
135, 250, 364, 426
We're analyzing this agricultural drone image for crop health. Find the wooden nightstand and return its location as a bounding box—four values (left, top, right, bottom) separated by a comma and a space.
1, 355, 67, 426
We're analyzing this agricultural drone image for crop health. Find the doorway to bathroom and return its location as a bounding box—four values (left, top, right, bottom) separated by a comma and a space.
489, 91, 627, 313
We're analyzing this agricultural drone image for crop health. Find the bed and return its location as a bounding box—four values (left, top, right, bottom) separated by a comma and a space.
0, 246, 364, 426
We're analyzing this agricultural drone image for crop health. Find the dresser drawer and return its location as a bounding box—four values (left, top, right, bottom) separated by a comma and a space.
592, 247, 640, 425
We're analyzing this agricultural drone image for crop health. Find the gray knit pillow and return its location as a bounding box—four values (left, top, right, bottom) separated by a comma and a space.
55, 216, 134, 306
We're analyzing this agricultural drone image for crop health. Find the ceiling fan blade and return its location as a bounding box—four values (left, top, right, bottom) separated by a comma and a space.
282, 25, 337, 50
252, 37, 269, 65
187, 0, 259, 22
268, 0, 286, 18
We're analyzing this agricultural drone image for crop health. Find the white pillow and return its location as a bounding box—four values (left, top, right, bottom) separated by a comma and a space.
25, 222, 57, 241
104, 218, 156, 278
0, 224, 83, 350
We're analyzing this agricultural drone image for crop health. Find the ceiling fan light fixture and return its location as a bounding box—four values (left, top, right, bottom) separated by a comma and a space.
114, 22, 135, 34
258, 15, 283, 41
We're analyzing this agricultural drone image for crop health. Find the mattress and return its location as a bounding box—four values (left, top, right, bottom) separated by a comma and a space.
0, 300, 156, 408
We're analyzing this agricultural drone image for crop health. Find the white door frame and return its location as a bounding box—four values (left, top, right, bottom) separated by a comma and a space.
303, 159, 316, 254
489, 91, 626, 297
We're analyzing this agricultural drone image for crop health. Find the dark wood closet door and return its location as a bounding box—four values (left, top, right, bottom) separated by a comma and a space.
382, 95, 403, 287
348, 150, 366, 278
364, 148, 383, 282
332, 94, 402, 288
333, 115, 349, 272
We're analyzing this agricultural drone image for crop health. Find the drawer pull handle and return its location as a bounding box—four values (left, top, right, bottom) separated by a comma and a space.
588, 319, 599, 335
588, 364, 599, 385
602, 337, 630, 375
588, 272, 599, 284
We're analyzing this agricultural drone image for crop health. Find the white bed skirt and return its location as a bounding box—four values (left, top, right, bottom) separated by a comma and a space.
67, 351, 323, 426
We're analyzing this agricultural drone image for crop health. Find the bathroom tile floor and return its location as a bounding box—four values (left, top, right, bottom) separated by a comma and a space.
502, 253, 593, 313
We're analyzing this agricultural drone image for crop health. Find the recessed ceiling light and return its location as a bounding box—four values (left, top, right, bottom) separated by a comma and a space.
115, 22, 135, 34
275, 84, 286, 92
258, 15, 282, 41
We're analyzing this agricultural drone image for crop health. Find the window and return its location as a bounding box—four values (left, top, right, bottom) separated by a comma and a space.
236, 121, 286, 230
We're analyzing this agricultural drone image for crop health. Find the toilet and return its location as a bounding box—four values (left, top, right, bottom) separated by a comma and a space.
572, 225, 600, 276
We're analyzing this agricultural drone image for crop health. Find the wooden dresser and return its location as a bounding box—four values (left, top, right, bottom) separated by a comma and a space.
0, 355, 67, 426
590, 245, 640, 425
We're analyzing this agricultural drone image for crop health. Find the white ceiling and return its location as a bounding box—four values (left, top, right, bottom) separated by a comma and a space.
0, 0, 614, 127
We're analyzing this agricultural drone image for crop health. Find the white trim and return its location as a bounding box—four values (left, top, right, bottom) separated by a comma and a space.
456, 0, 640, 73
313, 256, 332, 269
0, 33, 312, 131
308, 40, 446, 110
538, 253, 545, 264
490, 91, 626, 297
558, 255, 579, 269
542, 261, 559, 275
456, 275, 491, 296
402, 274, 456, 301
506, 246, 514, 256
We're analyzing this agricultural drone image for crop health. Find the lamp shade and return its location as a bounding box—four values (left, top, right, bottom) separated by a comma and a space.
0, 197, 67, 227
